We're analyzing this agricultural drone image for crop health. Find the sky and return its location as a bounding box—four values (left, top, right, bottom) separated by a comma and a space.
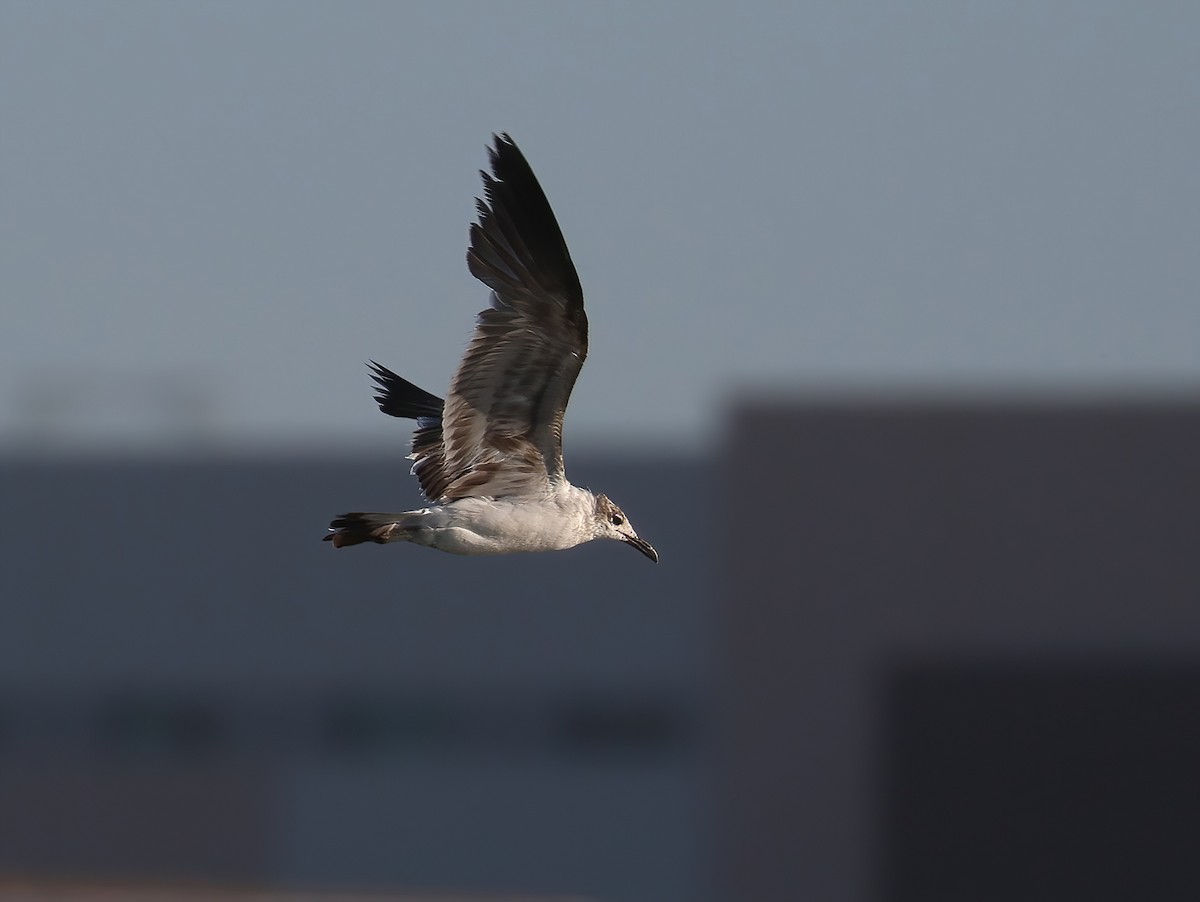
2, 1, 1198, 453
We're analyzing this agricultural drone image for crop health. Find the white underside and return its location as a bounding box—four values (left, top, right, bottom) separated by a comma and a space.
399, 483, 598, 555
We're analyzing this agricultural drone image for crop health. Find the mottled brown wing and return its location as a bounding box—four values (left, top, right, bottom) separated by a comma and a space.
439, 133, 588, 501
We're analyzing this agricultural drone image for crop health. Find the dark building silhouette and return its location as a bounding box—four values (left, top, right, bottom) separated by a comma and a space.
0, 454, 712, 901
718, 401, 1200, 902
6, 400, 1200, 901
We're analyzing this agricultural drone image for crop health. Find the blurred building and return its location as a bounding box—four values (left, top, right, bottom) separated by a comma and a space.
0, 455, 711, 902
5, 400, 1200, 901
718, 400, 1200, 902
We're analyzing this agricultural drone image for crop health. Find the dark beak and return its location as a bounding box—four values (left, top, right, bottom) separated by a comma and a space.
624, 534, 659, 563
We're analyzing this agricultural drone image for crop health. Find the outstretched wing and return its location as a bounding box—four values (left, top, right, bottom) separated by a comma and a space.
367, 361, 450, 503
437, 133, 589, 500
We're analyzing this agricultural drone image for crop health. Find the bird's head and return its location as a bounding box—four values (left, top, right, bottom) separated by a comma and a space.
593, 493, 658, 562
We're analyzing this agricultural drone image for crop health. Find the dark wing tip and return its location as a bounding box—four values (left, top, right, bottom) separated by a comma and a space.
364, 361, 444, 420
489, 131, 518, 162
469, 133, 584, 307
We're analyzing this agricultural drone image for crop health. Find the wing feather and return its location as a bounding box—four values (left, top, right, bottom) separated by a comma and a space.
367, 362, 450, 502
439, 134, 589, 500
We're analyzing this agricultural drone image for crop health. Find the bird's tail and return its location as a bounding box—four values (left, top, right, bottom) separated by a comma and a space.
324, 512, 416, 548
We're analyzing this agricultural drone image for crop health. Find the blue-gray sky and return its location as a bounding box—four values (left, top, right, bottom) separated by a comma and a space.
3, 1, 1198, 451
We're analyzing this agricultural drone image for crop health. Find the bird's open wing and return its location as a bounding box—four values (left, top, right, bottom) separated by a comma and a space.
366, 361, 450, 502
437, 133, 588, 500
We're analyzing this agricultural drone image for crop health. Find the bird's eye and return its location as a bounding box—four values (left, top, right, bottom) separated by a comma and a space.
611, 513, 624, 526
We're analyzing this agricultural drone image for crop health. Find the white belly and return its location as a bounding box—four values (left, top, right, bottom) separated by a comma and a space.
417, 491, 593, 556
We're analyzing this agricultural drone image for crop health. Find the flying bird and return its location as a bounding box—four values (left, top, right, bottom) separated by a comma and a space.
324, 134, 658, 562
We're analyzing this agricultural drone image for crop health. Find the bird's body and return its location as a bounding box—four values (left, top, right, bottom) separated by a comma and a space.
332, 485, 600, 556
325, 134, 658, 563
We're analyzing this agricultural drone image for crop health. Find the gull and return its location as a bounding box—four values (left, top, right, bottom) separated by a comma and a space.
324, 134, 658, 562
